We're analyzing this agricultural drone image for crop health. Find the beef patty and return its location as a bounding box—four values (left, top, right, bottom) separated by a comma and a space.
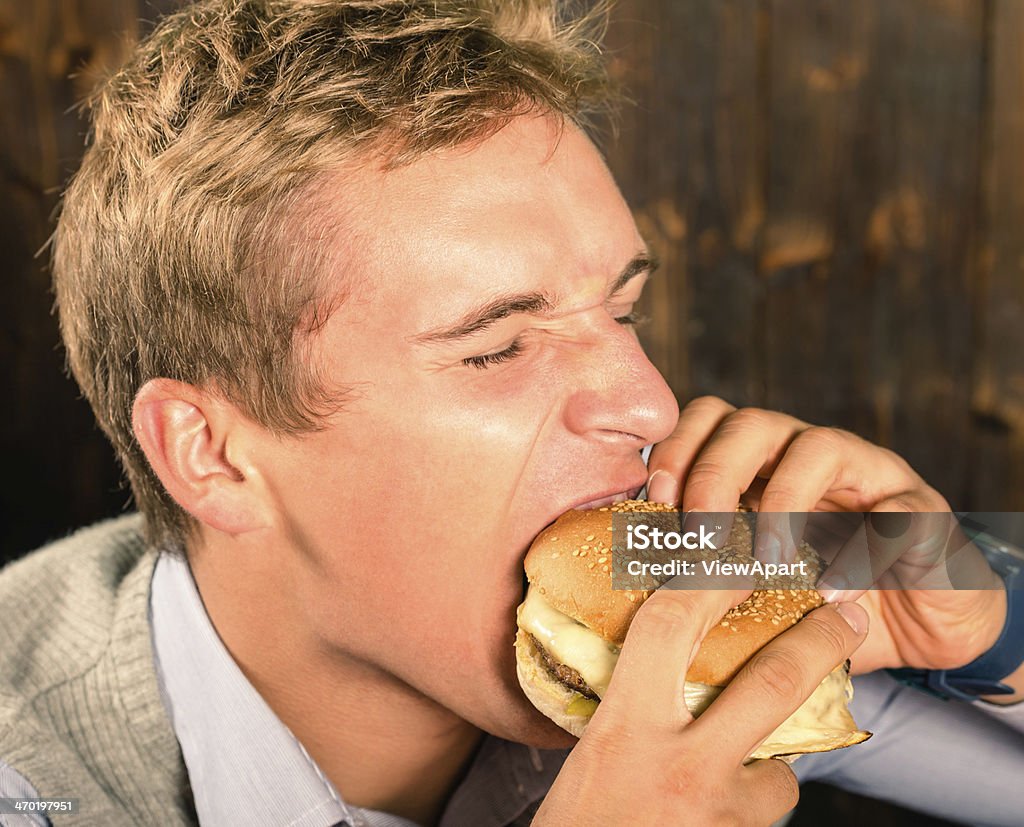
529, 633, 600, 701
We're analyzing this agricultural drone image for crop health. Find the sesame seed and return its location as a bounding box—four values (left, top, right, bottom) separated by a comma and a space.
585, 534, 595, 541
628, 593, 636, 602
588, 562, 595, 569
598, 557, 607, 563
721, 621, 729, 627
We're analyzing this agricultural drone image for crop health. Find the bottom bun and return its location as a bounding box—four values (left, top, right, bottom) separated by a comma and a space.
514, 628, 871, 759
515, 629, 595, 738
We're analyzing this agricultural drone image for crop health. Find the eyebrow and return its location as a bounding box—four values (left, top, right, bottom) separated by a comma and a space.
415, 251, 659, 345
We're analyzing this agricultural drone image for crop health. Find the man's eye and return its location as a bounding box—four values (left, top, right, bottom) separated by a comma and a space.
462, 339, 524, 369
615, 311, 647, 326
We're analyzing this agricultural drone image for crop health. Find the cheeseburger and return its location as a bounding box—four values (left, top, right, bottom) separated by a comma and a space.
515, 500, 870, 759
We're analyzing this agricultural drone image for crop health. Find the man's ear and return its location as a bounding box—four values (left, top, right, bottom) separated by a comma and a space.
132, 378, 271, 536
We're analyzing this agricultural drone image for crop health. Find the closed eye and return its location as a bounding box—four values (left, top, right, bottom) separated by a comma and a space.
462, 339, 524, 369
615, 311, 647, 327
462, 311, 647, 370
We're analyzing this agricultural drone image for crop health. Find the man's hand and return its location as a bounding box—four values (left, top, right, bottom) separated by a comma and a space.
645, 396, 1008, 680
533, 587, 867, 826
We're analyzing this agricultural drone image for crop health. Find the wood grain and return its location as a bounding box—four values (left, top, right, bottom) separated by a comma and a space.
4, 0, 1024, 563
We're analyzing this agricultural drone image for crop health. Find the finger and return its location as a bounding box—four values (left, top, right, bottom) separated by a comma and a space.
739, 758, 800, 823
753, 510, 807, 566
679, 408, 809, 513
802, 511, 863, 566
818, 493, 949, 602
682, 508, 736, 558
647, 396, 736, 505
688, 602, 868, 764
755, 428, 929, 568
597, 584, 751, 731
756, 427, 920, 514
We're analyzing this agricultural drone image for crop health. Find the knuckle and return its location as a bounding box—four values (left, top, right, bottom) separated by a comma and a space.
745, 649, 805, 702
877, 495, 915, 514
887, 489, 948, 514
728, 406, 807, 433
685, 395, 736, 417
803, 610, 851, 662
685, 457, 732, 491
797, 425, 852, 453
723, 406, 774, 434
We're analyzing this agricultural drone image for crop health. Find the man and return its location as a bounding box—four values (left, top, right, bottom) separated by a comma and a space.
1, 1, 1021, 825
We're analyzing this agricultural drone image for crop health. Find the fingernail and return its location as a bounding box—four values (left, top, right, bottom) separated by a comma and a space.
647, 470, 678, 505
834, 602, 867, 635
818, 575, 848, 603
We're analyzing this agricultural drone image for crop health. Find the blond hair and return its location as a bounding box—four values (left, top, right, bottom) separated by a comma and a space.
53, 0, 613, 544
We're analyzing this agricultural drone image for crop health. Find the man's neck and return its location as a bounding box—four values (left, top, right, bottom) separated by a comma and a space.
187, 537, 483, 826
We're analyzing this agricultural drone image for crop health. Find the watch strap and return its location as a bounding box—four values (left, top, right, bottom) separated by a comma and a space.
888, 564, 1024, 701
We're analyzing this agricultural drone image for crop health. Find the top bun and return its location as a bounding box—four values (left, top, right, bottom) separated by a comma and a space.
523, 500, 824, 685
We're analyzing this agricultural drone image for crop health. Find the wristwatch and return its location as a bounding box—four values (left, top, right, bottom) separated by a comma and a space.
887, 532, 1024, 702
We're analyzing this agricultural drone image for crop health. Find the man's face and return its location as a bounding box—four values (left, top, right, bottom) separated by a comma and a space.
256, 114, 679, 745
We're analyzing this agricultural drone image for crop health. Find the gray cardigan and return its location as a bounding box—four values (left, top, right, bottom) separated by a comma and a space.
0, 516, 197, 826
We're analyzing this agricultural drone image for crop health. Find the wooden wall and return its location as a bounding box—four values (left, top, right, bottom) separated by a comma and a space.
0, 0, 180, 557
604, 0, 1024, 515
2, 0, 1022, 560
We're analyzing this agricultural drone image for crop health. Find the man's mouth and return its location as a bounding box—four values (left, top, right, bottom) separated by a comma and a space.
517, 484, 646, 603
571, 485, 645, 511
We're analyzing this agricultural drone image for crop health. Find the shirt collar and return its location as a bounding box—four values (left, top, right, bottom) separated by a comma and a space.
150, 550, 355, 827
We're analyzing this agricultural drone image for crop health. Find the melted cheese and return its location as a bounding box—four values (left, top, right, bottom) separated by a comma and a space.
519, 586, 620, 697
751, 668, 858, 758
519, 587, 860, 756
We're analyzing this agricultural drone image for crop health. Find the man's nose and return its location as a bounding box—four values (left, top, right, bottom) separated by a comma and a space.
562, 323, 680, 447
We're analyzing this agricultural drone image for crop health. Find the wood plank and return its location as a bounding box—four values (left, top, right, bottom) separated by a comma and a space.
968, 0, 1024, 511
830, 0, 984, 508
603, 0, 763, 407
760, 0, 873, 428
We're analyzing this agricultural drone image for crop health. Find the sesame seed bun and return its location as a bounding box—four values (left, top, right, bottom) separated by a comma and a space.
515, 500, 871, 757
